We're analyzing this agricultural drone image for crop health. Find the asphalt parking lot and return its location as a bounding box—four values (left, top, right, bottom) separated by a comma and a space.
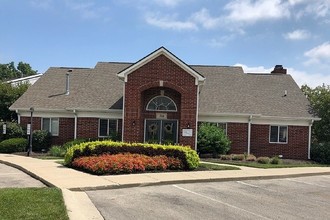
87, 175, 330, 220
0, 163, 45, 188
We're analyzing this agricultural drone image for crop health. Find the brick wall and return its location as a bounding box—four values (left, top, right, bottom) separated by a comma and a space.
250, 124, 308, 159
20, 117, 74, 146
77, 118, 98, 139
227, 123, 248, 154
123, 54, 198, 148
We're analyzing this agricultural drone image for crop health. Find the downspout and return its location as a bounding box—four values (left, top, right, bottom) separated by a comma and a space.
73, 109, 77, 140
195, 84, 200, 151
16, 110, 20, 124
308, 119, 314, 160
121, 82, 126, 142
247, 115, 252, 155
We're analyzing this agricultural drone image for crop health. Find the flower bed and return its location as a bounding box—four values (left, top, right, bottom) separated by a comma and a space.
64, 140, 199, 170
72, 153, 183, 175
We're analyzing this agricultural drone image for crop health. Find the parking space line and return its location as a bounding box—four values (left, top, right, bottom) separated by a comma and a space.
236, 181, 260, 188
285, 178, 328, 188
172, 184, 272, 220
321, 175, 330, 179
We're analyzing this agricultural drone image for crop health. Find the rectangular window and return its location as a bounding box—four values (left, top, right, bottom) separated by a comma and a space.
269, 125, 288, 143
98, 119, 118, 137
42, 118, 59, 136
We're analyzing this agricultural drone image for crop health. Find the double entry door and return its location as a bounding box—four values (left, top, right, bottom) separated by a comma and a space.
145, 120, 178, 145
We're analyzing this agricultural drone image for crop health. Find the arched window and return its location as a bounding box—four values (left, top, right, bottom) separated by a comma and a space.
146, 96, 177, 111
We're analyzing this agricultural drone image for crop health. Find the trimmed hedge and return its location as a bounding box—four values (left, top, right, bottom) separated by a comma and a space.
64, 141, 200, 170
0, 138, 28, 153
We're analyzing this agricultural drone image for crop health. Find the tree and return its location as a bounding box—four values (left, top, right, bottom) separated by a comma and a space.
301, 84, 330, 143
0, 82, 29, 121
197, 123, 231, 157
0, 61, 37, 81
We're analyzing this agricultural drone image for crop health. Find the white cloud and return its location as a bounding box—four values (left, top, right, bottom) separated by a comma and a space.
224, 0, 290, 24
234, 63, 329, 87
65, 0, 110, 20
145, 13, 198, 31
154, 0, 183, 7
191, 8, 222, 29
30, 0, 52, 9
284, 29, 311, 40
304, 42, 330, 65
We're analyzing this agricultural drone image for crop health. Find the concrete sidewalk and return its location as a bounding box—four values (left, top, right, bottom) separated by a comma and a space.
1, 154, 330, 220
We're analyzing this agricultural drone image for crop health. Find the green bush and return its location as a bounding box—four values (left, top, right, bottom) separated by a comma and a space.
197, 123, 231, 157
231, 154, 245, 161
245, 154, 257, 161
0, 122, 24, 141
32, 130, 51, 152
0, 138, 28, 153
270, 156, 282, 164
48, 145, 66, 157
64, 140, 200, 170
257, 157, 270, 164
311, 142, 330, 164
63, 139, 87, 150
220, 154, 232, 160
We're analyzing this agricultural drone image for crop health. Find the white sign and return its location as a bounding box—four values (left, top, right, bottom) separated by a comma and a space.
2, 124, 6, 134
156, 113, 167, 119
182, 129, 193, 137
27, 124, 31, 135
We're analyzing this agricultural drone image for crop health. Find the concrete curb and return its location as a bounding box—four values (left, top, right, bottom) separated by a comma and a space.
68, 171, 330, 191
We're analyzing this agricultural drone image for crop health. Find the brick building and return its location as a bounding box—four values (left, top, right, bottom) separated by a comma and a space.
10, 47, 318, 159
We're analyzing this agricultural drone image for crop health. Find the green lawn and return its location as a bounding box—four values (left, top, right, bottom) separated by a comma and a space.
0, 188, 69, 220
202, 158, 329, 169
198, 162, 240, 170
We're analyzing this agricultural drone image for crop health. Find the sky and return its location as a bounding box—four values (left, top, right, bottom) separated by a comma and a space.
1, 0, 330, 88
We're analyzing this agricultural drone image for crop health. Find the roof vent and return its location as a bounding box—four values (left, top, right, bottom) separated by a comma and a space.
66, 69, 72, 95
271, 65, 287, 74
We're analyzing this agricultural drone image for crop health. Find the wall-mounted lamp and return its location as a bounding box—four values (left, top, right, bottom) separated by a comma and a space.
187, 123, 190, 128
132, 120, 136, 126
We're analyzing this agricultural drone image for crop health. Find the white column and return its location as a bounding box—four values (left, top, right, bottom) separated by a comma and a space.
247, 115, 252, 155
308, 120, 314, 160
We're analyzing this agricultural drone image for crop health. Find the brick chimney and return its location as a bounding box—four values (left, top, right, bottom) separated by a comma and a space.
271, 65, 287, 74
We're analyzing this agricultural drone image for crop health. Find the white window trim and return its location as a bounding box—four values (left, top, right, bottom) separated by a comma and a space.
146, 95, 177, 112
216, 122, 227, 136
98, 119, 118, 137
269, 125, 288, 144
41, 118, 59, 136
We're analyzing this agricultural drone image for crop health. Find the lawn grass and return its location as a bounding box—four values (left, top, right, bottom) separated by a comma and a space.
202, 158, 329, 169
198, 162, 240, 170
0, 188, 69, 220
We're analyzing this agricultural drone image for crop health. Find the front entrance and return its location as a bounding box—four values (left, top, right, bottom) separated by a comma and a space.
145, 120, 178, 144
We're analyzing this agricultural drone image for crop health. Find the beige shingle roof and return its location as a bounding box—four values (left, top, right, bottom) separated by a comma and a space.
10, 62, 313, 118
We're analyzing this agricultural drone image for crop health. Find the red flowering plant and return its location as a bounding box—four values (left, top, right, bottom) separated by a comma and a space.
72, 153, 183, 175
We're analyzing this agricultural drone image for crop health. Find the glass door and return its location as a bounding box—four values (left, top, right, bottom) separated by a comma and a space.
145, 120, 177, 144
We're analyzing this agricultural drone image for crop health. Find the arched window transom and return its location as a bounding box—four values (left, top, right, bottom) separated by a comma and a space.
146, 96, 177, 112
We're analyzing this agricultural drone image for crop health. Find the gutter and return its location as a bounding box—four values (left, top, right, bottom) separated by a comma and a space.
73, 109, 77, 140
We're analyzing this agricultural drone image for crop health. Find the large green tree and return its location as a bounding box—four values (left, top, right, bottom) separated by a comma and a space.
0, 82, 29, 121
301, 84, 330, 142
0, 61, 37, 81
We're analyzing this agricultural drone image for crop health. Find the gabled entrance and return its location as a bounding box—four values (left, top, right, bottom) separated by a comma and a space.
145, 119, 178, 144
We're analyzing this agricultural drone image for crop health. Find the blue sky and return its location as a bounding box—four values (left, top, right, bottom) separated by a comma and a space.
1, 0, 330, 87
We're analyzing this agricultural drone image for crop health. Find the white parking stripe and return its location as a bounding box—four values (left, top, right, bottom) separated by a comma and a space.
321, 175, 330, 179
285, 178, 328, 188
172, 184, 273, 220
236, 181, 260, 188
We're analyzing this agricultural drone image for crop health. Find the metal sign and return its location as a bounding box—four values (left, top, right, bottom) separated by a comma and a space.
2, 124, 6, 134
27, 124, 31, 135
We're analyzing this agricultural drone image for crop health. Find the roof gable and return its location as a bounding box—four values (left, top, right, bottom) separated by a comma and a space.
117, 47, 205, 85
